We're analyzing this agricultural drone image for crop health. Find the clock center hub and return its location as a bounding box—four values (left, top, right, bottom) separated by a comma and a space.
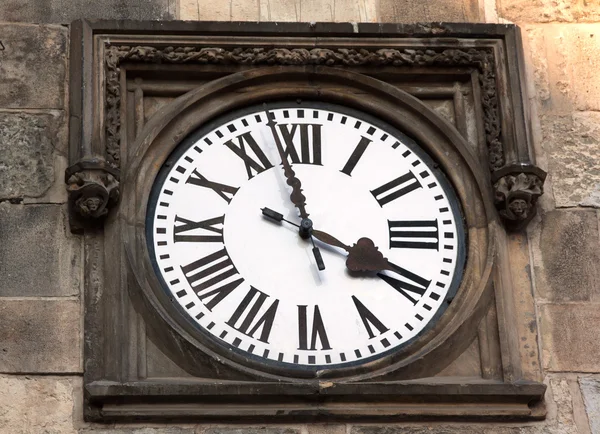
224, 164, 388, 304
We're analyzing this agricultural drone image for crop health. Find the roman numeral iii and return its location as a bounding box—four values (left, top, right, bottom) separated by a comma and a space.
227, 287, 279, 343
297, 305, 331, 350
371, 171, 422, 206
173, 215, 224, 243
224, 131, 273, 179
277, 123, 323, 165
181, 248, 244, 311
388, 219, 439, 250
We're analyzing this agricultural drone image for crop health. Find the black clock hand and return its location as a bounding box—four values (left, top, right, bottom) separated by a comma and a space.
264, 108, 310, 226
261, 208, 325, 271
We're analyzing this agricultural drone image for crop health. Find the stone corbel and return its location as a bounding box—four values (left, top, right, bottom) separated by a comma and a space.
492, 164, 546, 231
65, 158, 120, 233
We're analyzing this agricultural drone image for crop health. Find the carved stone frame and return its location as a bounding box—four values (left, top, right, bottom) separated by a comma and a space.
69, 20, 546, 422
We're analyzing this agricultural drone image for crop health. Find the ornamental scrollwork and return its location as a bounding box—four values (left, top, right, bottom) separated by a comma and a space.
104, 45, 502, 170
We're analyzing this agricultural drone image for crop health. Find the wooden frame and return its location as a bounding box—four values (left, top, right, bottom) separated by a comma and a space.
69, 20, 546, 422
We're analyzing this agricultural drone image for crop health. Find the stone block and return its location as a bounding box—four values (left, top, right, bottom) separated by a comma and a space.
378, 0, 481, 23
198, 429, 301, 434
539, 113, 600, 207
0, 375, 78, 434
580, 377, 600, 434
80, 429, 194, 434
0, 24, 67, 109
306, 424, 346, 434
531, 209, 600, 302
498, 0, 600, 23
0, 299, 81, 373
525, 25, 600, 113
0, 204, 81, 297
540, 304, 600, 372
0, 111, 66, 199
0, 0, 175, 23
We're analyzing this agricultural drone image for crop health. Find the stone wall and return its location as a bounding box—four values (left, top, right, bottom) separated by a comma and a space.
0, 0, 599, 433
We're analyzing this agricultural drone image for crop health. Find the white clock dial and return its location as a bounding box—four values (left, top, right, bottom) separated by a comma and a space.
147, 102, 465, 370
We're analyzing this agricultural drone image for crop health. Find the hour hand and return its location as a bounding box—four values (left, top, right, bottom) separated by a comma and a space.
311, 230, 395, 274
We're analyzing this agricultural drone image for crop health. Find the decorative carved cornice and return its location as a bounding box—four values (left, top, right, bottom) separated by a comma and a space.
65, 158, 120, 233
492, 164, 547, 231
104, 45, 502, 170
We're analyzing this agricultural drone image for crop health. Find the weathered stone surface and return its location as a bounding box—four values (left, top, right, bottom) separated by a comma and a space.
0, 375, 78, 434
379, 0, 481, 23
580, 376, 600, 434
0, 111, 66, 199
80, 429, 194, 433
180, 0, 378, 21
198, 429, 301, 434
540, 113, 600, 207
306, 425, 346, 434
0, 299, 81, 373
0, 204, 81, 297
499, 0, 600, 23
540, 304, 600, 372
525, 25, 600, 113
0, 24, 67, 109
531, 209, 600, 301
0, 0, 175, 23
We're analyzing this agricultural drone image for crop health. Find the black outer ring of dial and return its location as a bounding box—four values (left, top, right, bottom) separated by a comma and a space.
146, 100, 467, 374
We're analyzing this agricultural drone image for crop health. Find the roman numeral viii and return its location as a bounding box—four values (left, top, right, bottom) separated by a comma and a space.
181, 248, 244, 311
224, 131, 273, 179
352, 296, 389, 339
378, 262, 431, 305
186, 169, 239, 203
297, 305, 331, 350
227, 287, 279, 344
388, 219, 439, 250
277, 123, 322, 165
371, 171, 422, 206
173, 215, 224, 243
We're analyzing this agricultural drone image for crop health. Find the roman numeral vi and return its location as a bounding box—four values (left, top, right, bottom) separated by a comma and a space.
297, 305, 331, 350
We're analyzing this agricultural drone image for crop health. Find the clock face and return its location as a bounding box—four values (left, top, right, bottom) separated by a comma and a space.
146, 101, 465, 372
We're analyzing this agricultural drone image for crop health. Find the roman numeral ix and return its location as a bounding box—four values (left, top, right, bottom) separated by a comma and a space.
173, 215, 224, 243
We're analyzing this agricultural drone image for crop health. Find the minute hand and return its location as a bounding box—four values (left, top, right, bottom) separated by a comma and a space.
264, 109, 309, 219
